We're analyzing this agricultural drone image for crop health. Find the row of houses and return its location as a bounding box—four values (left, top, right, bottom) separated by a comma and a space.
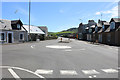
0, 19, 48, 44
78, 18, 120, 46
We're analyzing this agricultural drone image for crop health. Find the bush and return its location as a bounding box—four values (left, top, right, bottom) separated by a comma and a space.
45, 36, 58, 40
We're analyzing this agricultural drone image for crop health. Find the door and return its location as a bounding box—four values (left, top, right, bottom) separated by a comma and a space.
8, 33, 12, 43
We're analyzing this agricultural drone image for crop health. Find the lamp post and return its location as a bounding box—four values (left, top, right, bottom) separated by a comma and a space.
29, 0, 31, 41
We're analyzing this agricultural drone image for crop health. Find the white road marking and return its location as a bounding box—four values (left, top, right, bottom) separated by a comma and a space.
88, 76, 93, 78
93, 75, 97, 78
118, 67, 120, 70
0, 66, 45, 78
8, 68, 21, 79
46, 45, 71, 49
31, 45, 35, 48
65, 50, 72, 51
60, 70, 77, 75
82, 70, 99, 75
101, 69, 118, 73
35, 69, 53, 74
80, 49, 85, 50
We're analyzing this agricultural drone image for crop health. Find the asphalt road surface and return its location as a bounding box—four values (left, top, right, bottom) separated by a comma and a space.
1, 37, 119, 79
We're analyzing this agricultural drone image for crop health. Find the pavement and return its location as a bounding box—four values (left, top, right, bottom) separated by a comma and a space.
1, 37, 119, 79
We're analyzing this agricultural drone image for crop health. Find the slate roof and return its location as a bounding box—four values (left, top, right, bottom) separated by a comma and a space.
104, 27, 110, 32
98, 28, 103, 33
11, 20, 23, 25
0, 19, 12, 30
96, 23, 102, 27
90, 25, 96, 28
103, 22, 110, 25
23, 25, 45, 34
110, 18, 120, 23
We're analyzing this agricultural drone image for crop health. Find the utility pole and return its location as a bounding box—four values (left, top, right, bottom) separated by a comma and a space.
29, 0, 31, 41
101, 13, 102, 21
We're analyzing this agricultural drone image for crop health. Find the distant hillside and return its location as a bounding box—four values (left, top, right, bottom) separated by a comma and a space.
48, 27, 78, 37
62, 28, 78, 33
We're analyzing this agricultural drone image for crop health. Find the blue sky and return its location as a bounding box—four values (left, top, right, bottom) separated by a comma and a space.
2, 2, 118, 32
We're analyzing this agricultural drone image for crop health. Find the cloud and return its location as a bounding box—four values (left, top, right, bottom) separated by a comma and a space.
95, 6, 118, 18
95, 12, 101, 15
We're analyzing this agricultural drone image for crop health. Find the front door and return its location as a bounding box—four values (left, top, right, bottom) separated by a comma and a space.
8, 33, 12, 43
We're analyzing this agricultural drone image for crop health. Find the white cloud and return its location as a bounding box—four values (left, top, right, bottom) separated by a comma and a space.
95, 6, 118, 18
95, 12, 101, 15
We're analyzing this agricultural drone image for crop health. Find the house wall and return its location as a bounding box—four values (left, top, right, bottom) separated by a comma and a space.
0, 30, 28, 43
115, 30, 120, 46
95, 33, 98, 42
98, 33, 102, 43
110, 31, 115, 45
13, 31, 28, 43
102, 32, 106, 44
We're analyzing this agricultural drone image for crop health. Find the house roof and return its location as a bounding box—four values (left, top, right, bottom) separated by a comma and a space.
98, 28, 103, 33
0, 19, 12, 30
104, 27, 110, 32
96, 23, 102, 27
90, 25, 95, 28
93, 31, 96, 33
116, 26, 120, 31
110, 18, 120, 23
103, 22, 110, 25
23, 25, 45, 34
11, 20, 23, 25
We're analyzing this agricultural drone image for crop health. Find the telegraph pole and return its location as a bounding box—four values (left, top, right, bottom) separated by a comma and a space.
29, 0, 31, 41
101, 13, 102, 21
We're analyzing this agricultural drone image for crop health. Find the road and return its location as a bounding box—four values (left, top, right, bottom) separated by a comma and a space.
1, 37, 119, 79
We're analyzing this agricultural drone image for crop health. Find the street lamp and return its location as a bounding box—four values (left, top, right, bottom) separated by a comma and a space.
29, 0, 31, 41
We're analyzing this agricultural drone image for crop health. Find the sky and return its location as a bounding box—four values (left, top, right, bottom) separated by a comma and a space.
2, 2, 118, 32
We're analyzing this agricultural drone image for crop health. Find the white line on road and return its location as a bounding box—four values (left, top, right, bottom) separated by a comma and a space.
65, 50, 72, 51
60, 70, 78, 75
101, 69, 118, 73
88, 76, 93, 78
46, 45, 71, 49
31, 45, 35, 48
8, 68, 21, 79
35, 69, 53, 74
82, 70, 99, 75
80, 49, 85, 50
1, 66, 45, 78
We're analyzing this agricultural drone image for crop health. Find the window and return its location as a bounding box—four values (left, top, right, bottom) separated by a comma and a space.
110, 22, 115, 30
19, 33, 24, 40
0, 33, 5, 41
1, 33, 5, 40
95, 26, 98, 32
102, 25, 105, 31
17, 24, 20, 29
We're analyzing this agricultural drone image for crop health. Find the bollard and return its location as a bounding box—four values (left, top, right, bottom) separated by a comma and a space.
61, 38, 62, 42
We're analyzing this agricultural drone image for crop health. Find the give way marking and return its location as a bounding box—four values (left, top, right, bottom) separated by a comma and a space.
0, 66, 46, 80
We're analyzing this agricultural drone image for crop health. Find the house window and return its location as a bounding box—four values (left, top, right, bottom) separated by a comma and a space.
17, 24, 20, 29
110, 22, 115, 30
1, 33, 5, 40
95, 26, 98, 32
102, 25, 105, 31
19, 33, 24, 40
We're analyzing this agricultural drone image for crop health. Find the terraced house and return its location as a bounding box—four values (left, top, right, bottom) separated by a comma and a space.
0, 19, 28, 44
78, 18, 120, 46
